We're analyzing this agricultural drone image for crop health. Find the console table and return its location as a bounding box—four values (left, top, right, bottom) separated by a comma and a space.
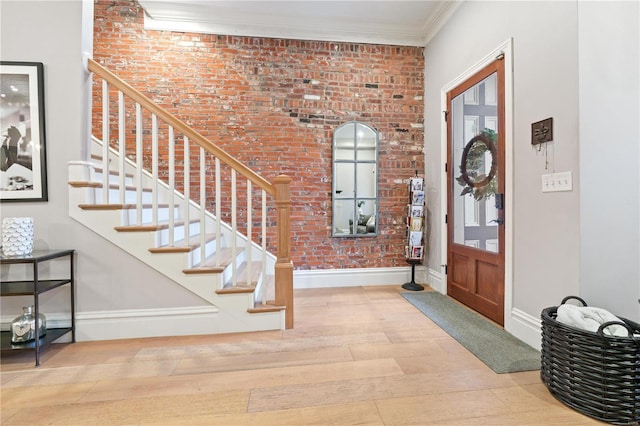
0, 249, 75, 366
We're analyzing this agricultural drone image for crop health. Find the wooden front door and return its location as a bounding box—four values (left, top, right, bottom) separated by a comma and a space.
446, 58, 505, 325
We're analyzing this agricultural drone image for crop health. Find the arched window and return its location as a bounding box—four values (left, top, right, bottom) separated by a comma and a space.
332, 121, 378, 237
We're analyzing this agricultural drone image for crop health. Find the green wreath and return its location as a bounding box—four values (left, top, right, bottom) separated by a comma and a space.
456, 129, 498, 201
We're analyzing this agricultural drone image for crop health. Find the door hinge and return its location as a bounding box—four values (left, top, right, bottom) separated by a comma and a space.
445, 214, 448, 224
441, 264, 448, 274
496, 52, 505, 61
443, 110, 448, 122
444, 162, 448, 173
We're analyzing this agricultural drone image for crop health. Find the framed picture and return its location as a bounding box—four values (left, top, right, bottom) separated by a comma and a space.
0, 62, 48, 202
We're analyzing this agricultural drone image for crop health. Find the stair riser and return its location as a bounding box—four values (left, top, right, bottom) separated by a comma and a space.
155, 221, 202, 246
91, 171, 135, 186
122, 206, 182, 225
187, 238, 219, 268
93, 188, 153, 204
221, 250, 248, 284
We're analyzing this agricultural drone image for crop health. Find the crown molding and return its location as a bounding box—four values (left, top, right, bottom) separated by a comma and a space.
423, 0, 463, 45
144, 12, 429, 46
140, 1, 457, 47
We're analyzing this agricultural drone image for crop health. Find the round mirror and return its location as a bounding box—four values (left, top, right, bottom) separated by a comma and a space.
459, 133, 497, 188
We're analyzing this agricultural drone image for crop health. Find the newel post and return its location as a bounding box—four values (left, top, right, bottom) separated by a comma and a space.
273, 175, 294, 329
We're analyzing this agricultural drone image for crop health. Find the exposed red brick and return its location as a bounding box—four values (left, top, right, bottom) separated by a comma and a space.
93, 0, 425, 270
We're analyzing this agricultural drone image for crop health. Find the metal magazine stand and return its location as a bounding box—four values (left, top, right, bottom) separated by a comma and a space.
402, 174, 425, 291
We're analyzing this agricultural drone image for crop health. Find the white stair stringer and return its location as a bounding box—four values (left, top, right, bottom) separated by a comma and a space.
68, 160, 284, 336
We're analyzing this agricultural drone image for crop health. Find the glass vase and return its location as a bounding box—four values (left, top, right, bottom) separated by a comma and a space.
11, 305, 46, 343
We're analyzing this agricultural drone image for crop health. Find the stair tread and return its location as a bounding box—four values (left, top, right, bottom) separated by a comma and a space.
216, 286, 255, 295
183, 247, 242, 273
248, 301, 285, 313
69, 180, 152, 192
115, 219, 200, 232
79, 203, 172, 210
149, 233, 217, 253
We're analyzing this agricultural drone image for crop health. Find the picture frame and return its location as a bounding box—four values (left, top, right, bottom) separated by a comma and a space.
0, 61, 48, 202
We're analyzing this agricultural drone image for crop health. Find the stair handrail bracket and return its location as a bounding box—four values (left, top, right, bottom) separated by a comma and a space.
84, 58, 293, 329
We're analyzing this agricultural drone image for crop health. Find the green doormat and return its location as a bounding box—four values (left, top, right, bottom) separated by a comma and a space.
402, 291, 540, 374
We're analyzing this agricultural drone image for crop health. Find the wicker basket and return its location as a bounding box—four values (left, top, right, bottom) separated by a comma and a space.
541, 296, 640, 425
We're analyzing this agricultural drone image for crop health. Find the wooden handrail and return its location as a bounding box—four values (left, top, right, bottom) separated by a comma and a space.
88, 58, 294, 329
87, 58, 275, 196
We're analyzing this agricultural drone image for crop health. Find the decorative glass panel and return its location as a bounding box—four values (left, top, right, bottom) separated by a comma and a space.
451, 73, 499, 251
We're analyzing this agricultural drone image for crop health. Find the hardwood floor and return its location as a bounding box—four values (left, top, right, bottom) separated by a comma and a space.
1, 285, 601, 425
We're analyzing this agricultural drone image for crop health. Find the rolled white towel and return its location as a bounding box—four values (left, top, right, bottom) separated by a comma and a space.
556, 304, 629, 337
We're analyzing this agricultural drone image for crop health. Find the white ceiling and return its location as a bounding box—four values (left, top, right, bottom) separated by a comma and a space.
138, 0, 460, 46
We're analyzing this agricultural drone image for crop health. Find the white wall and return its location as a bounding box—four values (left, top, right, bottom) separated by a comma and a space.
0, 1, 205, 338
424, 1, 582, 343
424, 0, 640, 346
578, 1, 640, 321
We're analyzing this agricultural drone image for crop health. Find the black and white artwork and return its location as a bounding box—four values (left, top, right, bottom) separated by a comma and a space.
1, 62, 47, 202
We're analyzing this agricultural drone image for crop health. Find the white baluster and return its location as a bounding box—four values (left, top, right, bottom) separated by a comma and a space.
101, 80, 109, 204
199, 147, 206, 265
215, 158, 221, 267
168, 126, 175, 245
231, 169, 237, 287
151, 114, 158, 226
262, 190, 267, 305
246, 180, 252, 287
118, 91, 125, 204
135, 103, 142, 225
183, 136, 190, 246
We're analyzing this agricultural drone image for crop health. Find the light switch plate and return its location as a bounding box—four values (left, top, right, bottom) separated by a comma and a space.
554, 171, 573, 191
542, 171, 572, 192
542, 173, 554, 192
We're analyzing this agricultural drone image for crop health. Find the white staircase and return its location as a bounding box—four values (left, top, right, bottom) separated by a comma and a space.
67, 59, 293, 336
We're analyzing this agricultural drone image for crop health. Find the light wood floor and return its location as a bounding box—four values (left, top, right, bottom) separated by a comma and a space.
1, 285, 602, 425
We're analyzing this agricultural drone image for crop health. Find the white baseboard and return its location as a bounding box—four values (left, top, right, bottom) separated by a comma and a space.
75, 306, 220, 341
1, 306, 221, 342
508, 308, 542, 351
427, 267, 445, 293
293, 266, 418, 289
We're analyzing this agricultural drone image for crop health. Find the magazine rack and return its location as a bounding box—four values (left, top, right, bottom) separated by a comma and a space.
402, 174, 425, 291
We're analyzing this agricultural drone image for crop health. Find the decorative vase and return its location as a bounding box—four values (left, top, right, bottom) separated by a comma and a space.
11, 305, 46, 343
1, 217, 34, 256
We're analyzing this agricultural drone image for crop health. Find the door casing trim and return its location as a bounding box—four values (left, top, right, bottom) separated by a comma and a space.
439, 38, 514, 332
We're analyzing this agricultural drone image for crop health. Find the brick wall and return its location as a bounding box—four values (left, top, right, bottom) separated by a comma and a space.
93, 0, 425, 270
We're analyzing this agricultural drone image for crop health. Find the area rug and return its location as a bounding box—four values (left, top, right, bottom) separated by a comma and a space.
401, 291, 540, 374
